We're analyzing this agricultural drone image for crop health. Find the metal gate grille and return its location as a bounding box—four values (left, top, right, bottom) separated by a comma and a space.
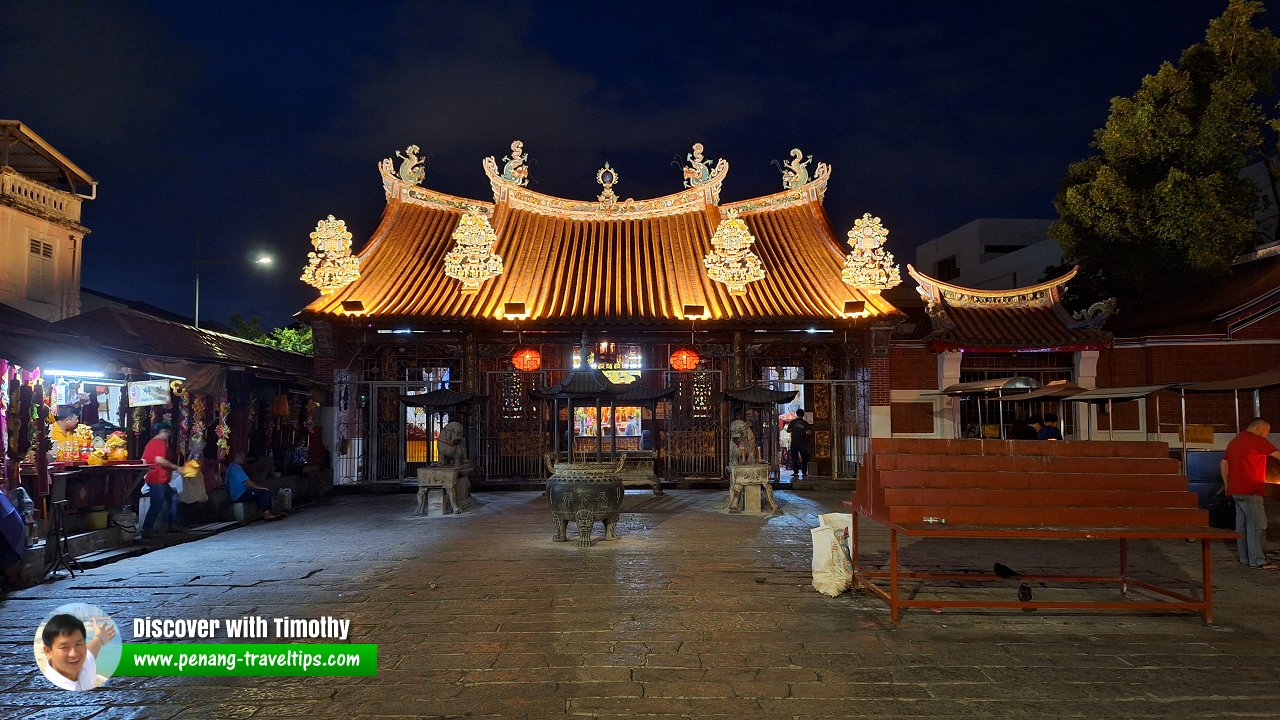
480, 370, 549, 480
662, 370, 724, 478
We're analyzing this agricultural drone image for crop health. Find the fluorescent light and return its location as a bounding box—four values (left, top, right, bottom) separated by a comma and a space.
45, 369, 104, 378
146, 372, 187, 381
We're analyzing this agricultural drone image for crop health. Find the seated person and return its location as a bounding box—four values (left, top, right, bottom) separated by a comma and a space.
40, 613, 115, 691
1038, 413, 1065, 441
226, 452, 284, 520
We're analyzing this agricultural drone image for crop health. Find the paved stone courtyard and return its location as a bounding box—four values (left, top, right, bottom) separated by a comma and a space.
2, 488, 1279, 719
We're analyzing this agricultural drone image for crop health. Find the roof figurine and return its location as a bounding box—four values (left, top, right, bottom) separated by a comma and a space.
395, 144, 426, 185
500, 140, 529, 186
681, 142, 714, 187
443, 212, 504, 293
772, 148, 813, 189
704, 208, 765, 296
596, 162, 620, 209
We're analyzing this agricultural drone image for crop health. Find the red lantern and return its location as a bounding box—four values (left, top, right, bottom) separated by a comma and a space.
669, 348, 700, 371
512, 346, 542, 372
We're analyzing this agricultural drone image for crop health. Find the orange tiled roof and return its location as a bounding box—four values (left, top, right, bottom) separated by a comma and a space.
301, 158, 898, 328
908, 265, 1111, 352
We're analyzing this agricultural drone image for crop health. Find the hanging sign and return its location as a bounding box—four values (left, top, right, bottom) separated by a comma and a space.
127, 379, 172, 407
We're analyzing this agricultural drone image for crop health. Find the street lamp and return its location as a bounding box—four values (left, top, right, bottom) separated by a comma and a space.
194, 233, 275, 329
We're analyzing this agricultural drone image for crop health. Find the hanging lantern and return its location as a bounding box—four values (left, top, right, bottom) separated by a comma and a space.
841, 212, 901, 292
443, 212, 503, 293
512, 346, 542, 372
301, 215, 361, 294
704, 208, 765, 295
669, 348, 700, 371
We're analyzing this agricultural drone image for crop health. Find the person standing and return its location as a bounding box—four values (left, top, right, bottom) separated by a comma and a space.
138, 422, 179, 539
787, 409, 813, 479
1221, 417, 1280, 570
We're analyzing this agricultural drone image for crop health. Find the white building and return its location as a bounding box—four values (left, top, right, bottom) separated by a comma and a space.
914, 218, 1060, 290
0, 121, 95, 322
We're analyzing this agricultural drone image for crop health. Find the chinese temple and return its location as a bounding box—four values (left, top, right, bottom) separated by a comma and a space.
299, 143, 904, 485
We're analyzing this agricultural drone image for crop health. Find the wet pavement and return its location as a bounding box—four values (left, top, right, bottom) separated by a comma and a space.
3, 488, 1280, 719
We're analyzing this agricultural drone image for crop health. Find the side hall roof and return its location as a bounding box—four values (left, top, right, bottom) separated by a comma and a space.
301, 156, 900, 329
908, 264, 1112, 353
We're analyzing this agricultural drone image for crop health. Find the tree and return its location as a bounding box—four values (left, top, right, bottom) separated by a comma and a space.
1049, 0, 1280, 309
227, 313, 314, 355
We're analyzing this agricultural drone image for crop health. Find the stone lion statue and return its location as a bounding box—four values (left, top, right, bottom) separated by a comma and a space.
437, 421, 468, 469
728, 419, 760, 466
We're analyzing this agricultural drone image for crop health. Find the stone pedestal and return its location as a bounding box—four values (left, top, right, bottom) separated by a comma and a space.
724, 464, 779, 515
416, 467, 471, 515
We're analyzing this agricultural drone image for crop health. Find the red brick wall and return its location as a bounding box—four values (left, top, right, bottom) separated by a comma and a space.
1234, 312, 1280, 340
869, 356, 891, 405
891, 401, 935, 433
1098, 342, 1280, 432
888, 345, 936, 390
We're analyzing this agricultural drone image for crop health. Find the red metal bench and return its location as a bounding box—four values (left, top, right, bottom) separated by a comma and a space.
851, 438, 1239, 623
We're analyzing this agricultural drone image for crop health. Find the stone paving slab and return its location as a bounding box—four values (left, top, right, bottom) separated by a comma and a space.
1, 488, 1278, 719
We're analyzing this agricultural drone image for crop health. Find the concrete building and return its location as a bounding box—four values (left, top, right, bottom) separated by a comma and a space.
914, 218, 1059, 290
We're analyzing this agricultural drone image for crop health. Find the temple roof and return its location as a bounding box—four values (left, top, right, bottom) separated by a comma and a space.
908, 264, 1112, 353
300, 154, 900, 328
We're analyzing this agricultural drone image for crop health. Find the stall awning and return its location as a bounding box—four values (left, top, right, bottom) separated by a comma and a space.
995, 380, 1086, 402
2, 332, 119, 374
929, 376, 1041, 396
1064, 384, 1179, 404
1183, 368, 1280, 393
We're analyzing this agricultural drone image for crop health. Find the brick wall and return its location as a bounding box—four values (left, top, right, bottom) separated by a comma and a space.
891, 401, 935, 433
888, 345, 937, 390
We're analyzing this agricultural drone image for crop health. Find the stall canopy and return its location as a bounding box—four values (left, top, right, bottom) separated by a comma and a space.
931, 376, 1041, 396
399, 388, 481, 408
1064, 384, 1179, 404
1182, 367, 1280, 393
994, 380, 1085, 402
720, 385, 798, 405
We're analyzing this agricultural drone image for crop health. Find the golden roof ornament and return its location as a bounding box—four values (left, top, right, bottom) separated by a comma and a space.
841, 212, 901, 292
395, 145, 426, 185
704, 208, 765, 296
499, 140, 529, 186
681, 143, 714, 187
596, 162, 619, 209
301, 215, 361, 295
772, 148, 813, 189
443, 212, 503, 293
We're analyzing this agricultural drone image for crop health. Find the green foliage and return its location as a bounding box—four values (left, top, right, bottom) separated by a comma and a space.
1049, 0, 1280, 308
227, 312, 314, 355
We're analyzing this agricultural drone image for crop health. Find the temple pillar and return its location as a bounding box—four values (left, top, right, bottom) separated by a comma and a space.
1073, 350, 1100, 440
868, 326, 892, 438
937, 351, 963, 438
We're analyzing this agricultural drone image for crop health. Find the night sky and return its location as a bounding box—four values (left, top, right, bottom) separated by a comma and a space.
0, 1, 1253, 328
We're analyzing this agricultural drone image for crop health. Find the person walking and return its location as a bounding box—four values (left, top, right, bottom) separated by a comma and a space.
137, 422, 180, 539
1221, 417, 1280, 569
787, 409, 813, 479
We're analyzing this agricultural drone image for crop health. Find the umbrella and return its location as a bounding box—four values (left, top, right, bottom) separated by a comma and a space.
0, 492, 25, 556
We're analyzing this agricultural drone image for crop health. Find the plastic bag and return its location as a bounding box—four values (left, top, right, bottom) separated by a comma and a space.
170, 470, 184, 495
811, 521, 853, 597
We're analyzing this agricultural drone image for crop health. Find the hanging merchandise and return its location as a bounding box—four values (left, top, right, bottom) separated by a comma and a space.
270, 393, 291, 418
189, 394, 206, 459
215, 397, 231, 460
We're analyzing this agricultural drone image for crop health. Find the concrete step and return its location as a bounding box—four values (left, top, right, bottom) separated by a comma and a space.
872, 438, 1171, 458
74, 546, 146, 569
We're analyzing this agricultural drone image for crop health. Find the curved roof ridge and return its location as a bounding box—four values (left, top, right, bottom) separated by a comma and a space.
907, 263, 1078, 301
721, 162, 832, 215
481, 155, 728, 220
378, 158, 494, 216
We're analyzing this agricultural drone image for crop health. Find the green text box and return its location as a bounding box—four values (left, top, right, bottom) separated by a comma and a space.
118, 643, 377, 676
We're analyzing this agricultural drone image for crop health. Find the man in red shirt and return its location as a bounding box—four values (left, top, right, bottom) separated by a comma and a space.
138, 422, 179, 540
1221, 418, 1280, 569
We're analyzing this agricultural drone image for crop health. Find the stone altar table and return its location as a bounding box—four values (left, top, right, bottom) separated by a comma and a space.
416, 467, 471, 515
724, 464, 779, 515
